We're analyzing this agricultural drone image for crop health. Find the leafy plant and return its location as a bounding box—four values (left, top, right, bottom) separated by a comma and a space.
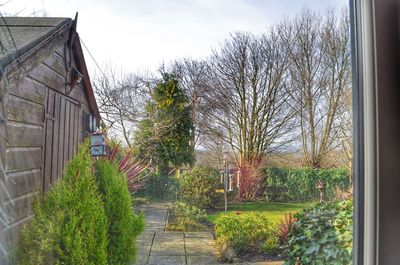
166, 202, 207, 231
94, 159, 144, 264
215, 213, 277, 254
18, 142, 108, 265
262, 236, 280, 255
179, 167, 221, 208
277, 212, 296, 245
285, 200, 353, 265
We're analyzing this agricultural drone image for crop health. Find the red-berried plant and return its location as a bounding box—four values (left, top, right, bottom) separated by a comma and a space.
278, 211, 297, 245
108, 144, 149, 192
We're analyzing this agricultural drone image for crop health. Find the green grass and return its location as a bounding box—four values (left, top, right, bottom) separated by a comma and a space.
207, 201, 314, 224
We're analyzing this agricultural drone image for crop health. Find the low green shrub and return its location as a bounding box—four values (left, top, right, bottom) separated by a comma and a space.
285, 200, 353, 265
215, 213, 278, 254
94, 160, 144, 264
166, 202, 207, 231
179, 167, 221, 209
135, 172, 179, 201
18, 142, 108, 265
263, 167, 350, 202
262, 236, 280, 255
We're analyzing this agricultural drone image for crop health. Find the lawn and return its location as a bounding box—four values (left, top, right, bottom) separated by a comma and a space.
207, 201, 314, 224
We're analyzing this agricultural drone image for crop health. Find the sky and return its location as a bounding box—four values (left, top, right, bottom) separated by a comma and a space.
1, 0, 348, 76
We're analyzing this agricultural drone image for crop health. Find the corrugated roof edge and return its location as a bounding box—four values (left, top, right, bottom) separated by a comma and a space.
0, 17, 72, 79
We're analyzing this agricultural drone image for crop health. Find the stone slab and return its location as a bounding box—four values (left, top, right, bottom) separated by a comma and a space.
151, 243, 185, 256
185, 232, 214, 238
185, 237, 216, 246
136, 238, 153, 246
185, 244, 219, 256
187, 256, 219, 265
148, 255, 186, 265
135, 245, 151, 265
137, 245, 151, 256
156, 231, 184, 237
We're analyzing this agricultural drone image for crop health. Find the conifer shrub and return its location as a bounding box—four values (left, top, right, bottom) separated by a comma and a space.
94, 159, 144, 264
18, 142, 108, 265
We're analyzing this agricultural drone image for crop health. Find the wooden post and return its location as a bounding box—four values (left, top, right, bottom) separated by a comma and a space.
316, 180, 324, 203
224, 154, 228, 214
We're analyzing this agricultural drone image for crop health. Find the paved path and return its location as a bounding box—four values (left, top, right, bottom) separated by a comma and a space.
135, 203, 219, 265
135, 203, 284, 265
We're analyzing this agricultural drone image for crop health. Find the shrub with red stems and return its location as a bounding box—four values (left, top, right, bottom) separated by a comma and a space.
277, 211, 296, 245
107, 144, 149, 192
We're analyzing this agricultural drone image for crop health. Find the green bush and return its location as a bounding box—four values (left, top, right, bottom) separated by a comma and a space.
166, 202, 207, 231
136, 172, 179, 201
263, 167, 350, 202
285, 200, 353, 265
179, 167, 221, 209
18, 142, 108, 265
215, 213, 278, 254
262, 236, 280, 255
94, 160, 144, 264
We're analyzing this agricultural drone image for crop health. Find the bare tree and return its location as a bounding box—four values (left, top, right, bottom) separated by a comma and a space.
205, 31, 294, 169
93, 67, 152, 147
281, 9, 351, 168
338, 87, 352, 176
168, 59, 210, 149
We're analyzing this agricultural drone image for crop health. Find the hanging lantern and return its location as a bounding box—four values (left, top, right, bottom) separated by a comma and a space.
90, 132, 109, 157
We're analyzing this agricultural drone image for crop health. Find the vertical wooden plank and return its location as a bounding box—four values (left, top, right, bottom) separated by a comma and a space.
78, 108, 83, 143
41, 87, 48, 193
51, 93, 60, 184
73, 105, 79, 154
63, 101, 70, 169
68, 103, 74, 160
58, 97, 65, 178
43, 90, 55, 192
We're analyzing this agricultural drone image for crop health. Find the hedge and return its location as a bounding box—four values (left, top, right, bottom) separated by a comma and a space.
263, 167, 350, 202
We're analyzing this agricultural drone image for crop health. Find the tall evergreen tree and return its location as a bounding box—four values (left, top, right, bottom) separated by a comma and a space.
135, 73, 195, 174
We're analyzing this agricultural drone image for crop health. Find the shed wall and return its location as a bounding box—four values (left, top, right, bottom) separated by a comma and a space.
0, 41, 93, 263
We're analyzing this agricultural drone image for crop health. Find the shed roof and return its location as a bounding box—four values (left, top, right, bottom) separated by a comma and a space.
0, 17, 71, 71
0, 16, 101, 124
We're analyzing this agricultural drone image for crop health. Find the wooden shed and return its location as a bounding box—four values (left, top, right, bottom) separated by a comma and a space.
0, 16, 100, 263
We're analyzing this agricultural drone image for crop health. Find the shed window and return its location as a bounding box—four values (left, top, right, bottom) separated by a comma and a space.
83, 111, 96, 133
